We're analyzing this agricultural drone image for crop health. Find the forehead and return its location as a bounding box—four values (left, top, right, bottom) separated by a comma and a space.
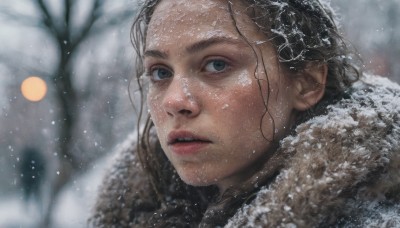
146, 0, 260, 49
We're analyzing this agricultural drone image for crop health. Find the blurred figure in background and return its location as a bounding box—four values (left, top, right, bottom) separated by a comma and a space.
19, 147, 46, 209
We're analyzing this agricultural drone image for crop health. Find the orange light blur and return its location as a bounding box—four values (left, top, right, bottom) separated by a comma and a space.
21, 76, 47, 102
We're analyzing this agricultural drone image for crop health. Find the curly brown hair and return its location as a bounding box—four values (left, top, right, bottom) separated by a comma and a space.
129, 0, 361, 226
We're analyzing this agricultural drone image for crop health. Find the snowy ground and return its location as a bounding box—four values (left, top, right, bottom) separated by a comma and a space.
0, 155, 111, 228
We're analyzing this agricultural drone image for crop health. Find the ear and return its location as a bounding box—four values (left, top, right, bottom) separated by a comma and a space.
292, 63, 327, 111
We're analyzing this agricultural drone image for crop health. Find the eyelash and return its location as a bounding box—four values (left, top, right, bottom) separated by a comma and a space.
202, 58, 230, 74
145, 58, 231, 82
146, 65, 173, 82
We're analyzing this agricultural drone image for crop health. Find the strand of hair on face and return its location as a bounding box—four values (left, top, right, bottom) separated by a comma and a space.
227, 0, 275, 142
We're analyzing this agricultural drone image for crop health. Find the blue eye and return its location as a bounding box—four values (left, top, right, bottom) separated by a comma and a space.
150, 67, 172, 81
205, 60, 227, 73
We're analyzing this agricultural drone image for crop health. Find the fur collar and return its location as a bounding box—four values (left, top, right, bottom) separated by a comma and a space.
90, 75, 400, 227
227, 75, 400, 227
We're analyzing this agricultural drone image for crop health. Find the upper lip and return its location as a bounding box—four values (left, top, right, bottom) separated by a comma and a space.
167, 130, 212, 145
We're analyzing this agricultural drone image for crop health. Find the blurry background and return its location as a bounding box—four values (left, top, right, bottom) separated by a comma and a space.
0, 0, 399, 227
0, 0, 137, 227
335, 0, 400, 79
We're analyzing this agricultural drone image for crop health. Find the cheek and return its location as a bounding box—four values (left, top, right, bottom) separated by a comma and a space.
147, 90, 164, 123
147, 91, 170, 146
217, 81, 266, 132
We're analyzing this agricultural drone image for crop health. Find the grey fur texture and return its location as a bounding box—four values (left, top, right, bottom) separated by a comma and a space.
90, 75, 400, 227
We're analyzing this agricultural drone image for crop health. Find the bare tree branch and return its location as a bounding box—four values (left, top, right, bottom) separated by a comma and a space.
64, 0, 72, 38
70, 0, 103, 51
36, 0, 62, 41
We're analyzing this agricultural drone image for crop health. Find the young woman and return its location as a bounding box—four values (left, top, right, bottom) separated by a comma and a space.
90, 0, 400, 227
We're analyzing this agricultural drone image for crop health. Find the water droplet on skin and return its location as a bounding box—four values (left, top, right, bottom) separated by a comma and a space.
238, 71, 252, 86
222, 104, 229, 110
255, 40, 267, 45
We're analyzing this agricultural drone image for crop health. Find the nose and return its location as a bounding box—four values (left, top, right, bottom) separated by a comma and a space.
162, 77, 200, 118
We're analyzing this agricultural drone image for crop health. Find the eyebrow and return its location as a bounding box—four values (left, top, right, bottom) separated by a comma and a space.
143, 36, 248, 59
143, 49, 168, 59
186, 37, 248, 53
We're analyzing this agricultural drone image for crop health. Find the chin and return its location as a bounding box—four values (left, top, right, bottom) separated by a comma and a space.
176, 169, 218, 187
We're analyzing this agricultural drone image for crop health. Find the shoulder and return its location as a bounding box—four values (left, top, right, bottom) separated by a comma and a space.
89, 132, 158, 227
226, 74, 400, 227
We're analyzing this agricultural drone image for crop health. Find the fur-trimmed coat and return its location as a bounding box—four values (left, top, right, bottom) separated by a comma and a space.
90, 75, 400, 227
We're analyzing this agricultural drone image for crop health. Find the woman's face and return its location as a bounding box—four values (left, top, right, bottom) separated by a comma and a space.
145, 0, 297, 192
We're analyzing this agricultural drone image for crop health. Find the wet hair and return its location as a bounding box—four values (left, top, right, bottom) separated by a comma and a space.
129, 0, 360, 226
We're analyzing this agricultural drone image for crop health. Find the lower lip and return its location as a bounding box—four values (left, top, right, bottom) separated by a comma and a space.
169, 141, 210, 155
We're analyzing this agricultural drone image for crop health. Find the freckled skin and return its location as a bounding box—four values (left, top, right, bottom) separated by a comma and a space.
146, 0, 297, 193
